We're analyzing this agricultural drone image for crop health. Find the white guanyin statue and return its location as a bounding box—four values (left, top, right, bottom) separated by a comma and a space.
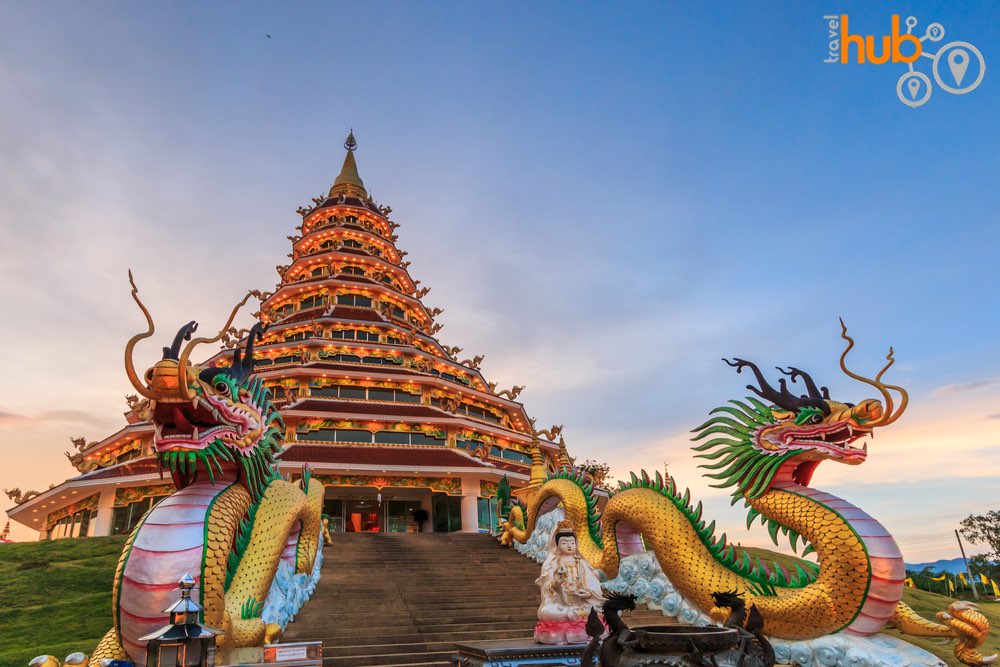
534, 518, 606, 645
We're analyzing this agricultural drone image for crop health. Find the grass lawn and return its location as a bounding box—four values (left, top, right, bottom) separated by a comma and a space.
1, 536, 995, 667
0, 536, 126, 666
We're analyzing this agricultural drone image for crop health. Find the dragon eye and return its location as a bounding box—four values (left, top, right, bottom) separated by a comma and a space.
145, 368, 154, 383
808, 414, 823, 424
214, 380, 231, 396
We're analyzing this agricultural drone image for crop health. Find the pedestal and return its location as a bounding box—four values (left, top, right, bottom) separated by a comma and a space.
451, 639, 585, 666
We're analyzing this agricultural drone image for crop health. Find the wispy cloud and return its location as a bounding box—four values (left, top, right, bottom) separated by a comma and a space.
0, 407, 108, 430
986, 413, 1000, 420
933, 379, 996, 396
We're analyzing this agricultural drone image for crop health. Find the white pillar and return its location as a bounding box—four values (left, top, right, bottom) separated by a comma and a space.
91, 488, 117, 537
459, 477, 482, 533
460, 494, 479, 533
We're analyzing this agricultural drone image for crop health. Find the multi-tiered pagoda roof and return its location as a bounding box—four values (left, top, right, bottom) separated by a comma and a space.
7, 134, 566, 538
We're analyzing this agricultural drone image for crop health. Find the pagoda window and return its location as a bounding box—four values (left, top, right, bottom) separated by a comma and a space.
410, 432, 446, 446
355, 330, 379, 342
311, 266, 327, 277
337, 294, 373, 307
382, 276, 393, 285
368, 387, 395, 401
273, 355, 296, 365
391, 306, 405, 318
117, 448, 142, 464
330, 329, 356, 340
490, 445, 502, 458
253, 357, 273, 367
339, 385, 366, 399
320, 239, 337, 249
336, 429, 372, 443
374, 431, 410, 445
332, 353, 361, 363
386, 336, 402, 345
300, 294, 326, 310
342, 239, 363, 249
462, 403, 501, 424
48, 507, 97, 539
285, 332, 308, 342
342, 265, 365, 275
346, 215, 358, 224
361, 355, 403, 366
374, 431, 445, 446
502, 449, 532, 465
111, 496, 165, 536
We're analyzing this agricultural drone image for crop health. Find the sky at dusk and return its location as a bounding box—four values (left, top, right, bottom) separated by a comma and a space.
1, 2, 998, 561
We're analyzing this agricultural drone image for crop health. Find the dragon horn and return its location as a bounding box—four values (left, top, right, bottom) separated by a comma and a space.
177, 292, 258, 400
240, 322, 267, 380
838, 318, 908, 427
163, 321, 198, 360
124, 271, 159, 400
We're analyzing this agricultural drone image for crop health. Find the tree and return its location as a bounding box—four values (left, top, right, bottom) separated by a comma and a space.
969, 554, 1000, 583
577, 459, 614, 492
959, 510, 1000, 563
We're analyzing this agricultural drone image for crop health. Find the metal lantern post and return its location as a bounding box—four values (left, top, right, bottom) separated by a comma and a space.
140, 573, 224, 667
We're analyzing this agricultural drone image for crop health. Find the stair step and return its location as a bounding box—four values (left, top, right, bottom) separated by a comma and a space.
324, 650, 455, 666
283, 533, 671, 666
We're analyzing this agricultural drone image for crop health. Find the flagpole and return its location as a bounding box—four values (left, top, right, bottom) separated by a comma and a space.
955, 529, 980, 599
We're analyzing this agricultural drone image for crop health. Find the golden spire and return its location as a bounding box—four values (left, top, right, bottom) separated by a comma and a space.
329, 129, 367, 198
557, 435, 571, 471
528, 436, 546, 489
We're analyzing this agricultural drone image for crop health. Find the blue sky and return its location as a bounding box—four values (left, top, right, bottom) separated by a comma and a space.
1, 2, 998, 558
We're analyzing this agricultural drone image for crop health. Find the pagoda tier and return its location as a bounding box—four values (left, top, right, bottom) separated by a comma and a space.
7, 133, 566, 539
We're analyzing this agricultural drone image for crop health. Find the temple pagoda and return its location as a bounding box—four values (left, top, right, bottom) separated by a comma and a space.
6, 133, 566, 539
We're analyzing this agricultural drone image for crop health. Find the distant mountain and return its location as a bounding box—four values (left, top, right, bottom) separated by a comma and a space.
905, 557, 967, 574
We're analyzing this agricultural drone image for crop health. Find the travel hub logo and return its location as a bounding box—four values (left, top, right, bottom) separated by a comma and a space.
824, 14, 985, 108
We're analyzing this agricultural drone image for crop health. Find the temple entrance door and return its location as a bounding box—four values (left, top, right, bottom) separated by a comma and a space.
431, 493, 462, 533
345, 498, 381, 532
385, 500, 421, 533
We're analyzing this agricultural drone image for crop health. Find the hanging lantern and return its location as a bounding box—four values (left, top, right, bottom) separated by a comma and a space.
139, 573, 223, 667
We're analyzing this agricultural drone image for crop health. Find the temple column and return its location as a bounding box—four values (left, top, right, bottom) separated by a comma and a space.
91, 488, 117, 537
460, 477, 481, 533
461, 494, 479, 533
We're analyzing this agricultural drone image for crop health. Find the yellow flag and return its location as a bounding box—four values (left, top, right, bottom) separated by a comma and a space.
979, 573, 989, 585
947, 578, 955, 595
993, 580, 1000, 597
930, 574, 947, 581
959, 573, 968, 586
905, 577, 915, 588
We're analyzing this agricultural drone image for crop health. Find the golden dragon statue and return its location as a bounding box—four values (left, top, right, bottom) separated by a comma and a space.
90, 275, 324, 664
499, 324, 994, 666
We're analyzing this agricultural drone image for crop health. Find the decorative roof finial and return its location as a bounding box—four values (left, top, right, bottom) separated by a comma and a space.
345, 129, 357, 152
330, 129, 366, 197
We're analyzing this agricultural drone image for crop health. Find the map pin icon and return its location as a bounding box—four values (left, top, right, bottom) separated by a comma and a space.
948, 49, 969, 86
907, 78, 921, 99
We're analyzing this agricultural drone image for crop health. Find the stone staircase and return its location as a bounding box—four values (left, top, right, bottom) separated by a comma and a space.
283, 532, 669, 666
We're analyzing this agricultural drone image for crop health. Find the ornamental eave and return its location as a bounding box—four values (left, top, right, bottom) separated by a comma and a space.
282, 405, 555, 450
76, 421, 153, 458
5, 471, 165, 527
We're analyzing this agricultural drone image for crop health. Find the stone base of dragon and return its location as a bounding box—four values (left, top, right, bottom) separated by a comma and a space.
499, 330, 995, 667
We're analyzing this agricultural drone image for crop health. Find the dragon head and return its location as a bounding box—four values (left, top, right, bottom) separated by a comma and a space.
692, 322, 908, 499
711, 590, 746, 611
123, 273, 281, 501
